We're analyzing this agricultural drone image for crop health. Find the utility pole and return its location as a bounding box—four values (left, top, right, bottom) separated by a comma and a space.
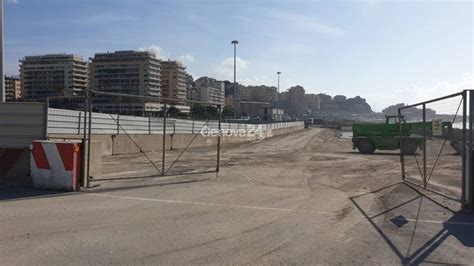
231, 40, 238, 119
276, 72, 281, 107
0, 0, 5, 103
276, 71, 281, 120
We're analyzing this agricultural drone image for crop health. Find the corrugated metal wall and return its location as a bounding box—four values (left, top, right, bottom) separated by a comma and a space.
0, 104, 303, 148
47, 108, 304, 135
0, 103, 47, 148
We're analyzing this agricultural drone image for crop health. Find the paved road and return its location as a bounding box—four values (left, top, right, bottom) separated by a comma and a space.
1, 128, 473, 264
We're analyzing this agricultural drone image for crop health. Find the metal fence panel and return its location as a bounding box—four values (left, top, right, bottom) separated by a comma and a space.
46, 91, 304, 189
399, 91, 471, 210
0, 102, 46, 148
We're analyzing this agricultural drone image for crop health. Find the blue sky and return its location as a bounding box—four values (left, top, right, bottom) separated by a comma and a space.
4, 0, 473, 111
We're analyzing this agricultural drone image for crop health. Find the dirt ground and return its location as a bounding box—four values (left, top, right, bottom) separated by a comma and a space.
1, 128, 472, 265
100, 127, 462, 200
404, 137, 463, 199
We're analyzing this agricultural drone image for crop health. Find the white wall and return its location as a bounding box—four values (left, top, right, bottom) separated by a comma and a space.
47, 108, 304, 136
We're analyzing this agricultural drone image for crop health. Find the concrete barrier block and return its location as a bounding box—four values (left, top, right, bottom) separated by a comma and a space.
31, 140, 82, 191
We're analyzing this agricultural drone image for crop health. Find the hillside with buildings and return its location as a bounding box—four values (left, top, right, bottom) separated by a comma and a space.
6, 50, 375, 121
276, 86, 374, 119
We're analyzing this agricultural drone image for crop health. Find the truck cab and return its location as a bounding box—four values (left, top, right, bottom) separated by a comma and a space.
386, 115, 402, 125
351, 115, 420, 154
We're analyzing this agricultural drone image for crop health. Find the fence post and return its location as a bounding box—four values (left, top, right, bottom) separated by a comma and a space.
468, 91, 474, 211
86, 94, 93, 188
78, 112, 82, 135
44, 98, 49, 140
170, 123, 176, 151
148, 115, 151, 135
162, 103, 167, 176
422, 103, 427, 188
117, 112, 120, 135
399, 108, 405, 180
217, 105, 222, 174
462, 90, 467, 210
82, 96, 88, 188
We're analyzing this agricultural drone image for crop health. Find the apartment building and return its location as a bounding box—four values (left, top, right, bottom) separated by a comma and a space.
240, 85, 277, 103
5, 76, 22, 101
89, 50, 161, 114
185, 74, 194, 101
224, 81, 242, 116
20, 54, 88, 101
288, 85, 306, 116
161, 60, 187, 102
192, 77, 225, 106
305, 93, 321, 113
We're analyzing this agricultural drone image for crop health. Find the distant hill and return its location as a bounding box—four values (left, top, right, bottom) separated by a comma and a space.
382, 103, 436, 120
318, 94, 373, 115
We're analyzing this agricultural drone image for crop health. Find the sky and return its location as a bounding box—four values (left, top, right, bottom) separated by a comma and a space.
4, 0, 473, 111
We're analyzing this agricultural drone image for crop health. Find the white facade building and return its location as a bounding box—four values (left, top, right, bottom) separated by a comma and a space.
192, 77, 225, 106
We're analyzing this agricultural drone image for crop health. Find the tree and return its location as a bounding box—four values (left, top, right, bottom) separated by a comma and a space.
206, 106, 218, 119
167, 106, 180, 118
222, 107, 233, 118
158, 108, 165, 117
191, 104, 206, 119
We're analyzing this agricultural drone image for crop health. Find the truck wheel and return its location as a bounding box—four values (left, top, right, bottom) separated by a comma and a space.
401, 139, 417, 155
357, 139, 375, 154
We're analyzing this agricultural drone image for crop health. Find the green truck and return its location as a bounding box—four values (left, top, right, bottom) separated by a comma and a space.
352, 115, 453, 154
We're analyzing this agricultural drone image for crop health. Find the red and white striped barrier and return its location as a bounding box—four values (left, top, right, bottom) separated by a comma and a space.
31, 140, 82, 191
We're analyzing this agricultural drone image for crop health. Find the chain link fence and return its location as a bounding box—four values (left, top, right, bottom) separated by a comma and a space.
399, 91, 473, 211
46, 92, 304, 189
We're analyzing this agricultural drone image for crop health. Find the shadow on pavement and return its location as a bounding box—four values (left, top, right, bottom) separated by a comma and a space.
0, 186, 67, 202
342, 151, 403, 156
85, 178, 211, 193
350, 182, 473, 265
444, 213, 474, 246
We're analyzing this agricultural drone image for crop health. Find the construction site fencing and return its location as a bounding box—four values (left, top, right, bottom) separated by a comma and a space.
46, 93, 303, 189
47, 107, 299, 136
399, 90, 473, 212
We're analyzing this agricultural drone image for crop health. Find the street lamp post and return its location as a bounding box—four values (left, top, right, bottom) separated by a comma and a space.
276, 71, 281, 120
231, 40, 238, 119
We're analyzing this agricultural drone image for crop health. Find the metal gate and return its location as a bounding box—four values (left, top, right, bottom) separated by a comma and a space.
47, 91, 222, 188
84, 91, 222, 187
399, 90, 473, 212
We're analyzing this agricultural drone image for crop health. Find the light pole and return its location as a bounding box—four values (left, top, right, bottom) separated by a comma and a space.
276, 71, 281, 104
0, 0, 4, 103
231, 40, 238, 118
276, 72, 281, 120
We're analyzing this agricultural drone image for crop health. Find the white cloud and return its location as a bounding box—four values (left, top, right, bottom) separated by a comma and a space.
187, 72, 197, 79
138, 47, 195, 66
213, 57, 286, 87
138, 45, 168, 60
214, 57, 249, 81
178, 54, 195, 65
7, 0, 19, 4
240, 76, 275, 87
